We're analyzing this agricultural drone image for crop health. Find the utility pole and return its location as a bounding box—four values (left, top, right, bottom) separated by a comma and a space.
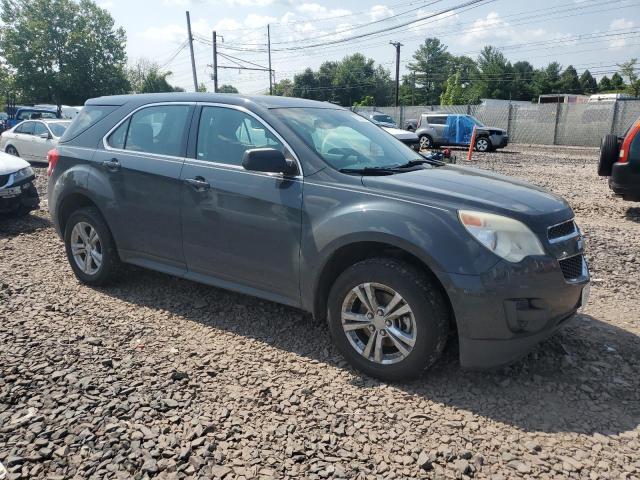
212, 31, 218, 93
267, 25, 273, 95
390, 41, 403, 108
186, 11, 198, 92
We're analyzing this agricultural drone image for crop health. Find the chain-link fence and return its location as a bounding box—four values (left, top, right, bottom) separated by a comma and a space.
354, 99, 640, 147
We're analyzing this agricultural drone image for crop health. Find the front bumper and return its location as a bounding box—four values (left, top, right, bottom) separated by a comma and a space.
0, 176, 40, 214
490, 134, 509, 149
610, 162, 640, 201
440, 254, 589, 369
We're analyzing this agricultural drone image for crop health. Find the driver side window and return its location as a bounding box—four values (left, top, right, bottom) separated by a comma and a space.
196, 106, 284, 166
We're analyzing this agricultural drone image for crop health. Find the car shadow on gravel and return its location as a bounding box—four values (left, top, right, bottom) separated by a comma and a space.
98, 267, 640, 437
624, 207, 640, 223
0, 211, 51, 239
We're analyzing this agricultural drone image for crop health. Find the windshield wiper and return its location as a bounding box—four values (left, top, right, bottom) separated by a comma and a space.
339, 166, 400, 175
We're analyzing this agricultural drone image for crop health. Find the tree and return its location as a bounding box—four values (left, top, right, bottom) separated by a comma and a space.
218, 84, 239, 94
292, 68, 319, 100
618, 58, 640, 98
510, 61, 535, 100
440, 72, 464, 105
273, 79, 293, 97
610, 72, 626, 91
353, 95, 375, 107
406, 38, 453, 105
579, 70, 597, 94
197, 83, 207, 93
1, 0, 129, 107
598, 75, 613, 92
559, 65, 581, 93
476, 46, 512, 99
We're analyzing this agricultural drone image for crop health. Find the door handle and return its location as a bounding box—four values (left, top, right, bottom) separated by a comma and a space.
184, 177, 210, 191
102, 158, 120, 172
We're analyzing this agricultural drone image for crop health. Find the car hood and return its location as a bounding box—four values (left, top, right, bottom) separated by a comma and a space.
0, 151, 30, 175
362, 164, 572, 231
383, 127, 418, 140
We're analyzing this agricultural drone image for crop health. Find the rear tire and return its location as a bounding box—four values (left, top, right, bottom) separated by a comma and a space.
64, 207, 121, 286
598, 134, 619, 176
327, 258, 449, 381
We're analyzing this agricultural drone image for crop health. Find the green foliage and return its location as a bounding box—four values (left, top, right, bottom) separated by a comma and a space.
0, 0, 129, 106
440, 72, 464, 105
598, 76, 612, 92
610, 73, 626, 91
290, 54, 392, 107
273, 79, 293, 97
218, 84, 239, 94
476, 46, 512, 100
559, 65, 581, 93
126, 59, 182, 93
579, 70, 597, 94
406, 38, 451, 105
353, 95, 375, 107
197, 83, 207, 93
618, 59, 639, 97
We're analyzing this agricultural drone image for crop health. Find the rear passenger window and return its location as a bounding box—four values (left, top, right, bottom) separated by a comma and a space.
107, 118, 130, 149
427, 116, 447, 125
196, 106, 284, 165
118, 105, 191, 157
16, 122, 34, 135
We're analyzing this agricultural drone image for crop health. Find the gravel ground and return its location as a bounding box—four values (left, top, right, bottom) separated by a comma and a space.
1, 145, 639, 480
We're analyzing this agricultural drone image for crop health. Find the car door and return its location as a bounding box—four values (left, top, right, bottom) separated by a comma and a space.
11, 121, 36, 160
93, 103, 194, 269
31, 122, 54, 162
180, 104, 303, 304
427, 115, 448, 143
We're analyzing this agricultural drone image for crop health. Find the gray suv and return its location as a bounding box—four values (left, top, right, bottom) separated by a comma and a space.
48, 93, 589, 381
415, 113, 508, 151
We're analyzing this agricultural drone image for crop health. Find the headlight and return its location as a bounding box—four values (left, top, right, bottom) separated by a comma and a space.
13, 166, 34, 182
459, 210, 545, 263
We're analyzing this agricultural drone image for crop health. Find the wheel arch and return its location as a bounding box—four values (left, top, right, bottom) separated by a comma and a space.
56, 192, 106, 237
312, 240, 455, 332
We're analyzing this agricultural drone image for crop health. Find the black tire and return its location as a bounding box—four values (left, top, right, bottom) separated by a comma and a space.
64, 207, 121, 286
598, 134, 620, 177
474, 136, 491, 152
6, 145, 19, 157
419, 135, 434, 150
327, 258, 449, 381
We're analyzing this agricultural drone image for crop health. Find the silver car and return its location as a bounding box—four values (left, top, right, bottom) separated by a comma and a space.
1, 119, 71, 162
415, 113, 508, 152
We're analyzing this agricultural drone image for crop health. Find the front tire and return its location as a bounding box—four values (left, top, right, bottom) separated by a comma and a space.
6, 145, 19, 157
419, 135, 434, 150
475, 136, 491, 152
64, 207, 121, 286
327, 258, 449, 381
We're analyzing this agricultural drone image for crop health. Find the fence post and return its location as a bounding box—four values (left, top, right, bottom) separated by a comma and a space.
610, 100, 618, 135
506, 103, 512, 136
552, 102, 561, 145
466, 104, 471, 115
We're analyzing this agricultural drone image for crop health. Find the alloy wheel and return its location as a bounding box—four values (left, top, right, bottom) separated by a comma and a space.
419, 136, 431, 149
70, 222, 103, 275
476, 138, 489, 152
341, 282, 417, 365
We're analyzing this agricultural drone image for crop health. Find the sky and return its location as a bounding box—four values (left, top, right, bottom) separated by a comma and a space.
97, 0, 640, 94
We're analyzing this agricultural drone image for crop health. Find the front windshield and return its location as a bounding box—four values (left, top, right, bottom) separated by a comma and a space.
468, 116, 484, 127
272, 108, 420, 171
373, 114, 394, 124
48, 122, 70, 137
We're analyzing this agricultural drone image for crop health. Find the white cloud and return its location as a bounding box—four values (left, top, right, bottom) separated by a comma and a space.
370, 5, 394, 22
409, 8, 459, 34
459, 11, 549, 46
296, 3, 351, 20
608, 18, 635, 48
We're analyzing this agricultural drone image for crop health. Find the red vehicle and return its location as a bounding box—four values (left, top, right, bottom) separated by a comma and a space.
598, 117, 640, 201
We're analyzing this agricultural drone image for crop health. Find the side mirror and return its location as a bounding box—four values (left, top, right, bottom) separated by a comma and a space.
242, 148, 297, 176
39, 132, 51, 139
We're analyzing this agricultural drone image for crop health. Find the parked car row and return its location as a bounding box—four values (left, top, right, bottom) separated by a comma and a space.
0, 119, 71, 162
43, 92, 589, 381
360, 110, 509, 152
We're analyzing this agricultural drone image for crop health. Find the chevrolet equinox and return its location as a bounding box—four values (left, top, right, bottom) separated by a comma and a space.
48, 93, 590, 381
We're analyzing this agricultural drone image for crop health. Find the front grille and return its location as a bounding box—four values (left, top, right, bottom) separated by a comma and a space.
548, 220, 577, 241
0, 174, 9, 187
559, 254, 584, 280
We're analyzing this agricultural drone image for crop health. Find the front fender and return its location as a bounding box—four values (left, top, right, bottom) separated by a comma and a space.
300, 185, 498, 312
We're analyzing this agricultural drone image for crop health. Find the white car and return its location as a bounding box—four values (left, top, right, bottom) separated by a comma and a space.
0, 150, 39, 216
382, 126, 420, 151
0, 119, 71, 163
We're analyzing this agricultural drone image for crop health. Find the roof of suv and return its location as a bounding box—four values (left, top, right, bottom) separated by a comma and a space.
86, 92, 345, 110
